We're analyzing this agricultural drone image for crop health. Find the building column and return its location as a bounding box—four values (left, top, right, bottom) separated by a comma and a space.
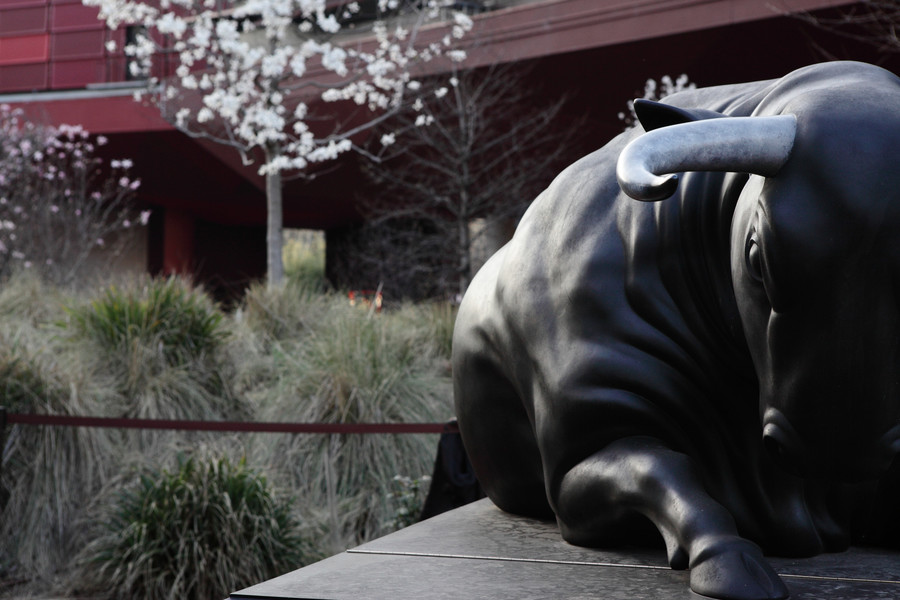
162, 208, 195, 276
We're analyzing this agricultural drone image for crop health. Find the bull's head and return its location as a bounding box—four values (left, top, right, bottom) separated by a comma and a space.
617, 96, 900, 481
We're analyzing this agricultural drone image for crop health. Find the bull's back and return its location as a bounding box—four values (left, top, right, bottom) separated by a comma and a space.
453, 105, 749, 508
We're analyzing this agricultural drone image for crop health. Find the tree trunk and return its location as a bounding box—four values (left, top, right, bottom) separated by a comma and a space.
457, 213, 471, 298
457, 184, 472, 297
265, 145, 284, 289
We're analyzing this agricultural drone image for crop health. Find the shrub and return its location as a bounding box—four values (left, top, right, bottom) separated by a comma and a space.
395, 300, 457, 362
236, 279, 332, 344
63, 277, 243, 423
387, 474, 432, 530
66, 276, 225, 374
0, 275, 452, 586
0, 343, 118, 578
0, 347, 54, 414
0, 104, 143, 286
249, 298, 452, 551
80, 453, 308, 600
0, 271, 71, 328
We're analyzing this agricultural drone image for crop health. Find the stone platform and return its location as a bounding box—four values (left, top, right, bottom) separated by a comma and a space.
229, 499, 900, 599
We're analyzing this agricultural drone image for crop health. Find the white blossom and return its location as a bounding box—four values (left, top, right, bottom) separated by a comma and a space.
317, 13, 340, 34
453, 12, 473, 30
157, 13, 187, 38
175, 108, 191, 127
82, 0, 473, 284
322, 46, 348, 77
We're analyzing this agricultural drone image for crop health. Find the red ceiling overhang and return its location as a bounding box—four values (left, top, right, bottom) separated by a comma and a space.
3, 86, 173, 134
460, 0, 857, 67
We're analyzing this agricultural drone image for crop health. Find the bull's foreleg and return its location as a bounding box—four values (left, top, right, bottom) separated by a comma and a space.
554, 436, 789, 600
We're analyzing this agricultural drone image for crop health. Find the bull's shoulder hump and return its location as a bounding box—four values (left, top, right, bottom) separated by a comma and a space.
661, 79, 778, 116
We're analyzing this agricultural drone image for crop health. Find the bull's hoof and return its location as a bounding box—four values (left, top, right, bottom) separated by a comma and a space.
689, 541, 789, 600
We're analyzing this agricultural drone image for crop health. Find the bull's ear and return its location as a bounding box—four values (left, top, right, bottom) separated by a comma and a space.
634, 99, 726, 131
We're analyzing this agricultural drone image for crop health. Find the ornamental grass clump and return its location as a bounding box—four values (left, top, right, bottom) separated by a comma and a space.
0, 275, 118, 578
63, 276, 243, 424
80, 453, 308, 600
250, 298, 452, 550
0, 343, 118, 578
394, 300, 457, 363
237, 278, 333, 345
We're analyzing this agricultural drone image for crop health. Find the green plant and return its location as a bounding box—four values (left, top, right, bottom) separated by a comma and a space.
0, 271, 71, 327
0, 342, 119, 579
249, 298, 451, 551
0, 274, 453, 588
0, 348, 52, 414
283, 229, 327, 290
63, 276, 243, 423
81, 453, 308, 600
396, 300, 457, 362
237, 278, 333, 344
66, 276, 225, 372
387, 474, 432, 530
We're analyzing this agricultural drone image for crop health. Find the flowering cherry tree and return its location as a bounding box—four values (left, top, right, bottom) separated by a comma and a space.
0, 105, 144, 286
83, 0, 473, 287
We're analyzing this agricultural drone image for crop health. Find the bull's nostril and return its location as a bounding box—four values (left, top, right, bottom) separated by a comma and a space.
761, 408, 807, 475
762, 428, 804, 475
763, 433, 787, 462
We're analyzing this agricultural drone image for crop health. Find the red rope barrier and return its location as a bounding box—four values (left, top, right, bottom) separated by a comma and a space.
5, 413, 459, 435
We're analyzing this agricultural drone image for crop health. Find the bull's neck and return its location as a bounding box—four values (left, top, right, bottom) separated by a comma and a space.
652, 170, 754, 380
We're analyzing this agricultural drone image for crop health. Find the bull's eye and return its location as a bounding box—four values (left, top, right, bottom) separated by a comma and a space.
745, 234, 764, 283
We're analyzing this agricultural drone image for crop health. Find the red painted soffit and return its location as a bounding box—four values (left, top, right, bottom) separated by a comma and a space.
9, 91, 172, 134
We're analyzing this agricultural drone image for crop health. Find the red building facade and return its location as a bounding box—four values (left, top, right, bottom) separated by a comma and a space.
1, 0, 896, 297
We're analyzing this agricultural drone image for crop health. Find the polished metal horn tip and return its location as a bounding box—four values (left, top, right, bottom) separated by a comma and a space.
616, 167, 679, 202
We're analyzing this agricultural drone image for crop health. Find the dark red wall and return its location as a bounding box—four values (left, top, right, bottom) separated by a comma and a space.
0, 0, 131, 93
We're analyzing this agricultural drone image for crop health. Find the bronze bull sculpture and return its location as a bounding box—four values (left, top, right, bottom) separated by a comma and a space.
452, 61, 900, 600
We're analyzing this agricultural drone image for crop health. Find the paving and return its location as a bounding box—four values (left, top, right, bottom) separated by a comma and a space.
230, 498, 900, 599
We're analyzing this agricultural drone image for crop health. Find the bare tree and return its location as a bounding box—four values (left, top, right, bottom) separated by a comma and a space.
345, 63, 584, 300
793, 1, 900, 55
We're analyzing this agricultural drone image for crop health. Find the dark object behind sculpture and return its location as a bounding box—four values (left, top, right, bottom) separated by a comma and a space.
419, 422, 484, 520
452, 61, 900, 600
